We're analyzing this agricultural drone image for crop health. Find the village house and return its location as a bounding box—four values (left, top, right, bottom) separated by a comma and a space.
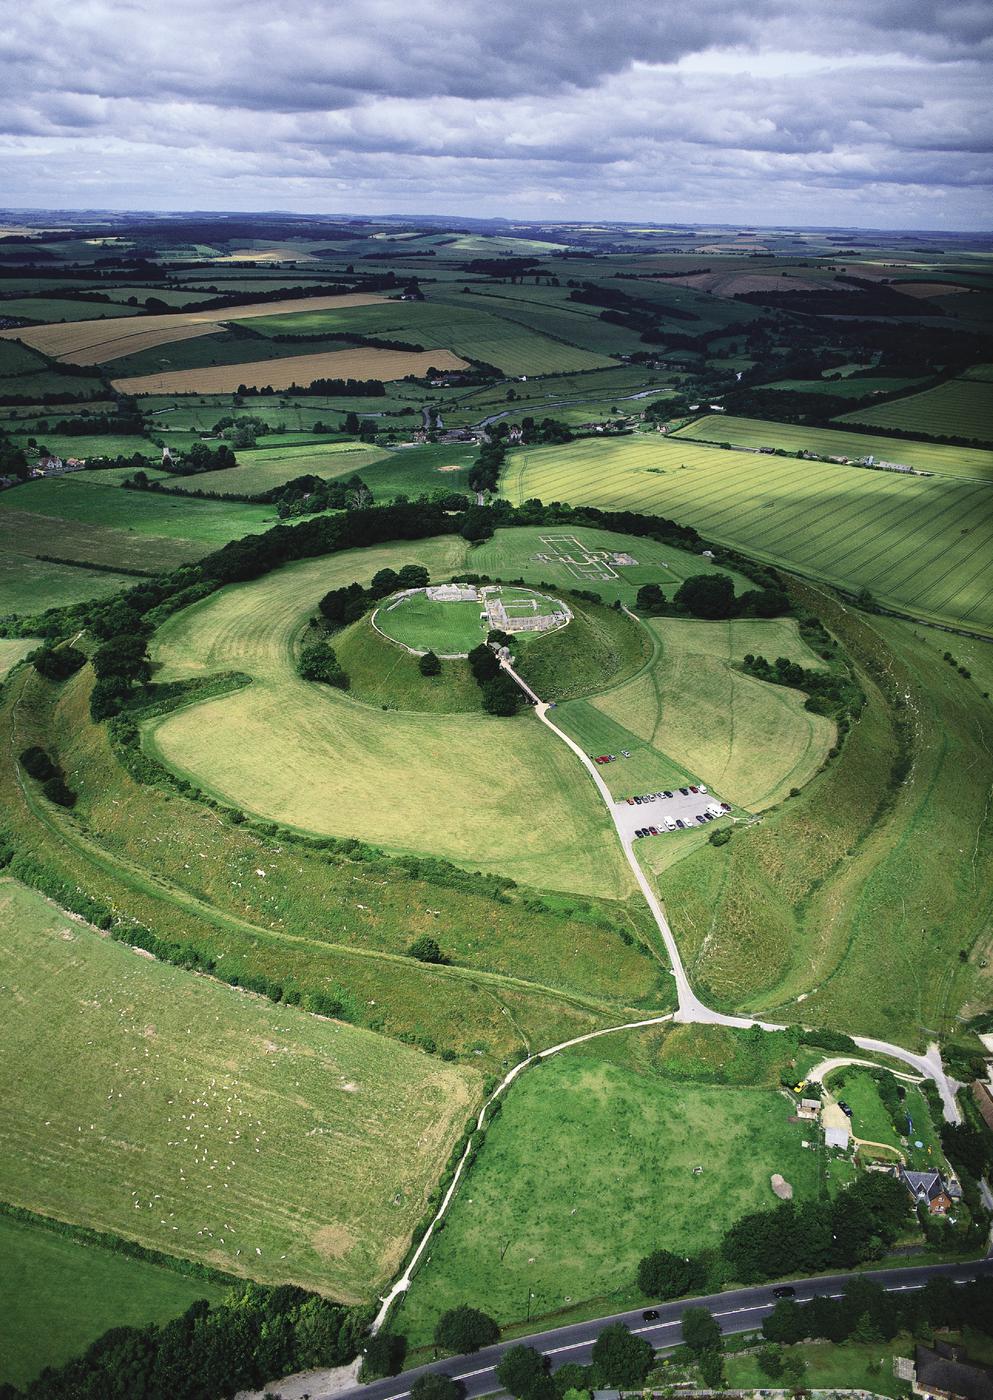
911, 1342, 993, 1400
898, 1166, 960, 1216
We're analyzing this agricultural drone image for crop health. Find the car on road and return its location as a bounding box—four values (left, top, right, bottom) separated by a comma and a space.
772, 1286, 796, 1299
642, 1309, 660, 1321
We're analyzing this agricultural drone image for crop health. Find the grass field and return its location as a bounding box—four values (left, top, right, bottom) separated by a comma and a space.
1, 293, 388, 363
0, 638, 36, 677
145, 540, 634, 899
111, 347, 468, 396
396, 1038, 821, 1339
9, 432, 162, 459
0, 478, 278, 547
655, 600, 993, 1045
468, 525, 751, 607
0, 297, 139, 324
0, 548, 142, 618
0, 1213, 228, 1388
554, 617, 834, 816
676, 413, 993, 481
376, 592, 488, 655
0, 878, 478, 1301
174, 442, 390, 496
505, 436, 993, 634
725, 1339, 908, 1397
836, 377, 993, 444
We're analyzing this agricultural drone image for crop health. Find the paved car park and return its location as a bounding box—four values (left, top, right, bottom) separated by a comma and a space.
613, 785, 731, 841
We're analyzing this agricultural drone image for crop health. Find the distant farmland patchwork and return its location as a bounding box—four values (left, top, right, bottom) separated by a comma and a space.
835, 377, 993, 444
506, 436, 993, 633
111, 347, 469, 395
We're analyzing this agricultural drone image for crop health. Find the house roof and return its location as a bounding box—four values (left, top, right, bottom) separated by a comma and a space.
916, 1345, 993, 1400
901, 1167, 946, 1202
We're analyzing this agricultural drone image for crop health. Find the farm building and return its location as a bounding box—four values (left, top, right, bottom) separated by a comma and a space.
820, 1102, 851, 1149
796, 1098, 820, 1121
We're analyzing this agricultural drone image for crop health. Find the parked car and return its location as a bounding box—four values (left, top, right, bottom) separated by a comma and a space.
663, 790, 673, 799
720, 801, 731, 811
699, 784, 708, 793
679, 786, 689, 795
689, 785, 699, 793
634, 795, 643, 804
648, 826, 658, 836
839, 1102, 854, 1118
675, 819, 686, 829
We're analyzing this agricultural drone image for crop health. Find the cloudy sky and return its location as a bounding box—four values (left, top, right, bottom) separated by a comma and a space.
2, 0, 991, 228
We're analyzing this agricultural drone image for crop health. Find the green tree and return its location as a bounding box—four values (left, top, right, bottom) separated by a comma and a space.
370, 567, 401, 598
361, 1332, 408, 1379
32, 645, 86, 682
419, 650, 442, 676
299, 643, 349, 688
18, 746, 55, 780
411, 1373, 464, 1400
699, 1349, 725, 1389
42, 774, 76, 807
757, 1345, 784, 1378
398, 564, 430, 589
496, 1345, 548, 1397
408, 936, 445, 964
637, 1249, 696, 1300
90, 674, 134, 721
482, 674, 520, 716
590, 1323, 653, 1387
468, 643, 500, 683
681, 1307, 722, 1357
674, 574, 736, 620
433, 1305, 499, 1355
92, 633, 151, 685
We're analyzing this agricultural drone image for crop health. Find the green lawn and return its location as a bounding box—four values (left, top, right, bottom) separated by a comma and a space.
375, 592, 488, 655
0, 1213, 227, 1388
0, 878, 478, 1302
725, 1338, 910, 1397
0, 549, 142, 619
396, 1041, 821, 1340
506, 435, 993, 634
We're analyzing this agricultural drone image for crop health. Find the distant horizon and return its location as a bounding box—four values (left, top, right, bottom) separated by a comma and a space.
2, 207, 991, 237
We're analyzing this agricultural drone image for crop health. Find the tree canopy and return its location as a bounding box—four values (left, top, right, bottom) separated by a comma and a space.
433, 1305, 499, 1355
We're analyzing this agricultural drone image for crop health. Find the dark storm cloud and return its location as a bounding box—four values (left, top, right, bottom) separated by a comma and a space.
0, 0, 990, 226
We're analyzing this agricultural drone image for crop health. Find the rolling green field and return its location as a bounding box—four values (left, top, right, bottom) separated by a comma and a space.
505, 436, 993, 634
675, 413, 993, 480
8, 433, 161, 459
656, 603, 993, 1044
0, 297, 139, 322
0, 878, 478, 1302
173, 441, 391, 495
0, 638, 35, 677
0, 546, 147, 618
397, 1037, 821, 1339
836, 377, 993, 444
554, 616, 834, 818
145, 539, 634, 898
0, 478, 279, 547
0, 1213, 227, 1388
244, 298, 617, 377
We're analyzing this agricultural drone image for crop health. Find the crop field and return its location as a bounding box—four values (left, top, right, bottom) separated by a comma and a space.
111, 347, 469, 395
836, 377, 993, 444
0, 1213, 227, 1388
397, 1043, 820, 1339
675, 413, 993, 480
244, 298, 616, 376
1, 292, 388, 363
656, 605, 993, 1045
0, 878, 479, 1301
145, 542, 634, 898
469, 525, 750, 607
506, 436, 993, 634
555, 617, 834, 817
0, 297, 140, 323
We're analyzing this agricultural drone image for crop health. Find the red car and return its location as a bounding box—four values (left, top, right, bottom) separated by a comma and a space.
689, 785, 699, 794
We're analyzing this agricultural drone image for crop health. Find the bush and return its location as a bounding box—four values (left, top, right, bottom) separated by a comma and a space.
90, 675, 133, 721
419, 650, 442, 677
434, 1305, 500, 1355
637, 1248, 699, 1300
18, 746, 55, 781
299, 642, 350, 689
757, 1344, 784, 1377
32, 645, 86, 681
408, 936, 446, 964
708, 826, 732, 846
497, 1345, 549, 1397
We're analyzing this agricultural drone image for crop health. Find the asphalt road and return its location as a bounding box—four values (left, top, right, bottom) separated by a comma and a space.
329, 1260, 993, 1400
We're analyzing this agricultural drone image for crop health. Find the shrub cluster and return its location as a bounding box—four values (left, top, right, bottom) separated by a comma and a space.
318, 562, 430, 626
741, 652, 863, 719
17, 747, 76, 807
637, 573, 789, 621
467, 642, 520, 716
